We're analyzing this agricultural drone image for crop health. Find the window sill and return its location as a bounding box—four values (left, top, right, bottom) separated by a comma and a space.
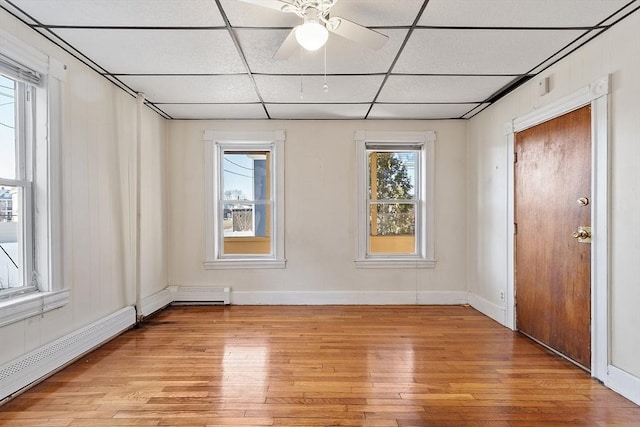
0, 289, 70, 327
354, 258, 436, 269
204, 259, 286, 270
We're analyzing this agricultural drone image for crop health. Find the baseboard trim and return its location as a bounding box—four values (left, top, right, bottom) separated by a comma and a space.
231, 291, 469, 305
417, 291, 468, 305
0, 306, 135, 402
606, 365, 640, 406
170, 286, 230, 304
468, 293, 507, 326
141, 289, 173, 317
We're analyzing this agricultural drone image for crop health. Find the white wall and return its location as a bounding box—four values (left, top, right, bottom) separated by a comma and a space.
168, 120, 468, 303
0, 9, 168, 366
467, 10, 640, 380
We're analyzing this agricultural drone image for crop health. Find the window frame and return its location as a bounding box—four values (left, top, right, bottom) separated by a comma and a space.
0, 77, 35, 298
355, 130, 436, 269
0, 30, 67, 326
203, 130, 286, 269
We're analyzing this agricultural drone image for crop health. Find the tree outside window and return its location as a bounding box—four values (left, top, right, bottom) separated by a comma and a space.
368, 150, 417, 254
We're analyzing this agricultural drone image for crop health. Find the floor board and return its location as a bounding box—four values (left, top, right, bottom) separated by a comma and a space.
1, 305, 639, 426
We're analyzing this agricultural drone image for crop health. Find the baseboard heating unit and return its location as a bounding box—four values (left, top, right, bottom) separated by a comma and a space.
0, 306, 135, 402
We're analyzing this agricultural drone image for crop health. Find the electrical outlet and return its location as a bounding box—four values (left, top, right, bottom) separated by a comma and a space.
499, 290, 505, 301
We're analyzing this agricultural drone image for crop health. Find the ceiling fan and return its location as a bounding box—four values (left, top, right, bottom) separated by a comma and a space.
238, 0, 389, 59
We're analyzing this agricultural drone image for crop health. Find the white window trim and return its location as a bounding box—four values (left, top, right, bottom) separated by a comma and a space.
354, 130, 436, 269
0, 289, 70, 328
0, 30, 67, 326
203, 130, 286, 269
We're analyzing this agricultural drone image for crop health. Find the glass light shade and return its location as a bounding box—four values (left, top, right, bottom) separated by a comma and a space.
295, 20, 329, 51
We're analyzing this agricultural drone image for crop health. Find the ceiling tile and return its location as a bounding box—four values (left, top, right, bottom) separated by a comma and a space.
368, 103, 479, 119
420, 0, 630, 27
222, 0, 423, 27
9, 0, 225, 26
378, 75, 517, 103
394, 29, 586, 75
329, 0, 425, 26
529, 29, 604, 75
236, 29, 407, 74
220, 0, 301, 27
266, 104, 369, 119
254, 75, 384, 103
52, 29, 245, 74
156, 103, 267, 120
117, 75, 259, 103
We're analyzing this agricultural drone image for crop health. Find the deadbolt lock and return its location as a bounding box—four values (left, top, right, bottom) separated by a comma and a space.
572, 226, 592, 243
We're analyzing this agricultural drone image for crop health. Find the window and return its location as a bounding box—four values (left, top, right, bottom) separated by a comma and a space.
221, 150, 271, 254
204, 130, 285, 269
355, 130, 435, 268
0, 74, 34, 297
0, 30, 67, 325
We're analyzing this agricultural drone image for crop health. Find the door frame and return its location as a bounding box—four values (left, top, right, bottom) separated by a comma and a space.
503, 75, 610, 380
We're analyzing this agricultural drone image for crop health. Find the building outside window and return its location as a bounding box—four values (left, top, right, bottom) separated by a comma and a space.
204, 130, 285, 269
355, 130, 436, 268
221, 150, 271, 255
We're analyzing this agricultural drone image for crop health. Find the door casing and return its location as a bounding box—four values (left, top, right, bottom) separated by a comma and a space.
504, 75, 610, 380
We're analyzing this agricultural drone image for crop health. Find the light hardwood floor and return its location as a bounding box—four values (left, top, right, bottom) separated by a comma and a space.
1, 305, 639, 426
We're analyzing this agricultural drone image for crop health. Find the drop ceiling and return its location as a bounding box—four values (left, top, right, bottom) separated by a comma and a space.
2, 0, 638, 120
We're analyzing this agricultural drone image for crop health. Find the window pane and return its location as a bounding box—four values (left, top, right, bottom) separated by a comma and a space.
0, 185, 23, 290
222, 202, 271, 255
223, 151, 270, 201
369, 203, 416, 254
368, 151, 416, 201
0, 75, 16, 180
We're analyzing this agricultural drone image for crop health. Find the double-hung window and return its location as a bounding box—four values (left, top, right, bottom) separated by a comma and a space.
204, 130, 285, 269
0, 30, 66, 325
355, 130, 436, 268
0, 73, 33, 296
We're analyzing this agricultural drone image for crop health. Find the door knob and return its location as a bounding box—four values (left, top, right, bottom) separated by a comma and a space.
572, 226, 591, 243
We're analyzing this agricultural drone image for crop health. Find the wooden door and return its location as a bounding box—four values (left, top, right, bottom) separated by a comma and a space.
515, 105, 591, 369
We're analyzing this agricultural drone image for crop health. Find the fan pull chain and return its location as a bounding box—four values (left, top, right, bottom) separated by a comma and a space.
323, 42, 329, 93
300, 47, 304, 100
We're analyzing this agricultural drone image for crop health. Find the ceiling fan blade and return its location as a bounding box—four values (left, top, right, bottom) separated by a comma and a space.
236, 0, 297, 13
273, 28, 300, 60
326, 17, 389, 50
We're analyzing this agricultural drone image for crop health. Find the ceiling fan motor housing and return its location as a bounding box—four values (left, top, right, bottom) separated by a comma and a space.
289, 0, 337, 20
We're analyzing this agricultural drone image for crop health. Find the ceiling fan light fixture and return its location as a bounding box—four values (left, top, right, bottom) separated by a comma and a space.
295, 19, 329, 51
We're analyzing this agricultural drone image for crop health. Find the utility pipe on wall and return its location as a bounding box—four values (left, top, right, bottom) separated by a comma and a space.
134, 92, 145, 322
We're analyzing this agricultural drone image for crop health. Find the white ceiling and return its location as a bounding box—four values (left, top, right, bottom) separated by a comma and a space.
2, 0, 637, 120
